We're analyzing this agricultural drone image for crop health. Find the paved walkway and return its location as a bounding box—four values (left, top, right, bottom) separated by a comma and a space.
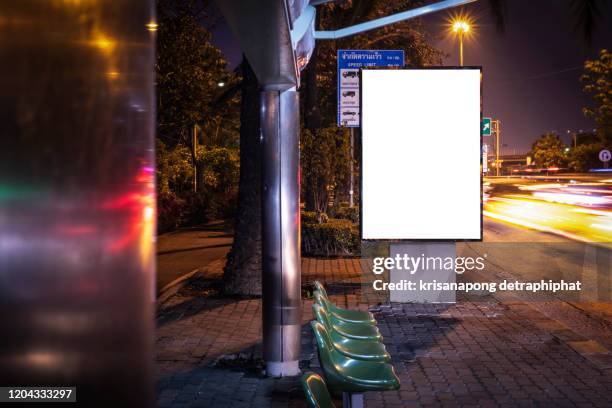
156, 258, 612, 407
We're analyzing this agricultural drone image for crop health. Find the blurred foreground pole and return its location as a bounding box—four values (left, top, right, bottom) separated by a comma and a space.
261, 90, 301, 376
0, 1, 156, 406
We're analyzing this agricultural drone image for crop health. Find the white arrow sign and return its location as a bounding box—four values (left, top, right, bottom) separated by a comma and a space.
483, 123, 490, 132
599, 149, 611, 162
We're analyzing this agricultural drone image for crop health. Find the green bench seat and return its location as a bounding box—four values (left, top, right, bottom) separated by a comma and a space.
328, 328, 391, 362
313, 303, 382, 342
313, 303, 390, 362
301, 371, 336, 408
311, 321, 401, 393
314, 282, 376, 324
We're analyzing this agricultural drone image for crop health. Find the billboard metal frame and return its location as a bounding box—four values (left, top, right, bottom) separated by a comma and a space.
359, 66, 484, 242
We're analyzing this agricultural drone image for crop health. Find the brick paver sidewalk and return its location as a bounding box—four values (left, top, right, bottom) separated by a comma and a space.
156, 258, 612, 407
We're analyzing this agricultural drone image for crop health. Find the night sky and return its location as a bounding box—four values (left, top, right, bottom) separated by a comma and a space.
211, 0, 611, 154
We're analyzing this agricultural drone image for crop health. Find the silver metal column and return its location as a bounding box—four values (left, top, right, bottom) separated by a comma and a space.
261, 89, 302, 377
0, 0, 155, 405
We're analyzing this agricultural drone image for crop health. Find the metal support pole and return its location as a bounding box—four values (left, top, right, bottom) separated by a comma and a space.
495, 120, 501, 176
459, 32, 464, 66
193, 124, 198, 192
261, 89, 301, 377
343, 392, 364, 408
349, 127, 355, 207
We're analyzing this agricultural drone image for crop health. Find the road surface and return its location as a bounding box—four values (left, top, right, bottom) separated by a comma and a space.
461, 217, 612, 351
156, 220, 233, 292
484, 174, 612, 243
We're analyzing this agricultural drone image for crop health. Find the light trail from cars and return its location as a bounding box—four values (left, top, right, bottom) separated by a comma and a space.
484, 178, 612, 243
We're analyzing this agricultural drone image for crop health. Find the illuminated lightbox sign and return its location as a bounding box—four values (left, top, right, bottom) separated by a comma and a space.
361, 68, 482, 240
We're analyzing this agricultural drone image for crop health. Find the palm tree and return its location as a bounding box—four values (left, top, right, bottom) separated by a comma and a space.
486, 0, 604, 44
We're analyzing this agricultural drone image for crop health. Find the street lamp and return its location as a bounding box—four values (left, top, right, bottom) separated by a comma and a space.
145, 21, 158, 32
452, 19, 470, 66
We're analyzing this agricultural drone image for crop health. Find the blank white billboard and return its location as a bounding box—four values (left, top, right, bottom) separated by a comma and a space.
361, 69, 482, 240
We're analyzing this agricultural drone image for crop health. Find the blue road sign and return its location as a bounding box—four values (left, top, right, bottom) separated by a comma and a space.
337, 49, 405, 127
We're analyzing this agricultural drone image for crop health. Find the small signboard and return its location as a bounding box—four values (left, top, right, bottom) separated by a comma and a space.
482, 117, 492, 136
600, 149, 611, 168
337, 49, 404, 127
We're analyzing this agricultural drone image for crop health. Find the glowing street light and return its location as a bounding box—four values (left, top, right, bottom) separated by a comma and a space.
217, 82, 225, 87
146, 22, 158, 32
452, 19, 470, 66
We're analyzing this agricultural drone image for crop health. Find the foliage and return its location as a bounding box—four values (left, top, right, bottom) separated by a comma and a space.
568, 0, 605, 44
157, 13, 229, 144
567, 143, 605, 172
156, 139, 194, 195
485, 0, 604, 44
581, 49, 611, 143
180, 190, 236, 225
302, 211, 318, 224
331, 205, 360, 224
298, 1, 443, 220
302, 218, 360, 257
531, 133, 567, 168
199, 147, 240, 192
157, 189, 237, 234
156, 1, 240, 147
155, 0, 242, 234
301, 126, 351, 214
308, 1, 444, 127
157, 191, 187, 233
560, 49, 612, 173
156, 139, 239, 232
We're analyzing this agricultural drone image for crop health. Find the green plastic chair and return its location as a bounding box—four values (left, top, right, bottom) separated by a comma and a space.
313, 303, 382, 342
329, 328, 391, 363
312, 304, 390, 362
313, 281, 375, 324
313, 290, 376, 325
311, 321, 401, 393
301, 371, 336, 408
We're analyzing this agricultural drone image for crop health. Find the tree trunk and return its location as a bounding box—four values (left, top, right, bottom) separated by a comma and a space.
223, 57, 262, 296
302, 45, 321, 131
302, 45, 321, 212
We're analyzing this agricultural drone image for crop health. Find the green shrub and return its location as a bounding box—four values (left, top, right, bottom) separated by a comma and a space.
302, 211, 318, 224
158, 190, 237, 234
302, 218, 360, 257
181, 190, 238, 226
302, 211, 330, 224
156, 141, 239, 233
331, 206, 359, 223
199, 147, 239, 193
182, 191, 214, 226
156, 140, 194, 195
158, 191, 186, 233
